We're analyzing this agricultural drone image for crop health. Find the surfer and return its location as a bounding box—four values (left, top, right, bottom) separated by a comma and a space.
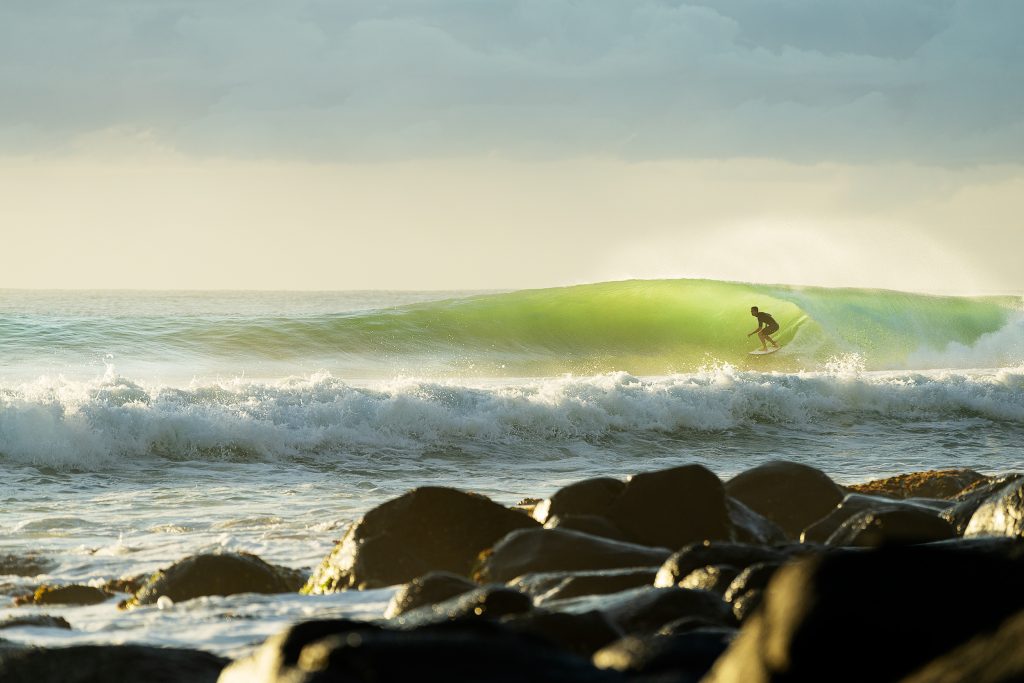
748, 306, 780, 351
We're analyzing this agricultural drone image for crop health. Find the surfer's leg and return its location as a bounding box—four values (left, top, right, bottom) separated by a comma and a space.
757, 330, 768, 350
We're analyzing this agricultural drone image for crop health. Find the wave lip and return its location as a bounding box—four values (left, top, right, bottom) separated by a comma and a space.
1, 367, 1021, 470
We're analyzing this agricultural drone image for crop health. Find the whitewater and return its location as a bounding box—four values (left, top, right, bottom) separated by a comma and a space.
1, 280, 1022, 656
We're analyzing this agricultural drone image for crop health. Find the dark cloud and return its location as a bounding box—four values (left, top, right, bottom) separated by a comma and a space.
1, 0, 1021, 163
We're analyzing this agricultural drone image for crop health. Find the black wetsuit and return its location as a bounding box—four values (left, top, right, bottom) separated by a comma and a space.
756, 312, 779, 335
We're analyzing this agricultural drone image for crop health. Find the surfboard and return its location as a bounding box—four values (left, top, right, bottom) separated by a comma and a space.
749, 347, 781, 355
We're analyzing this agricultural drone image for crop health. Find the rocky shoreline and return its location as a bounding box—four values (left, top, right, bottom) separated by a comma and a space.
3, 461, 1024, 682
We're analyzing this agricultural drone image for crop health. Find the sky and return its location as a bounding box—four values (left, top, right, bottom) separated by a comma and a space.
1, 0, 1022, 293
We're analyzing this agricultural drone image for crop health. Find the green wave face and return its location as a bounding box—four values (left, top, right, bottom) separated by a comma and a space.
295, 279, 1019, 375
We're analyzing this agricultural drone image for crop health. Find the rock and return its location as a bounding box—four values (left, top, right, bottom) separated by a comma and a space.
384, 571, 477, 618
965, 478, 1024, 538
544, 586, 734, 635
502, 609, 623, 657
653, 541, 794, 588
304, 487, 539, 592
218, 618, 621, 683
0, 644, 226, 682
658, 616, 733, 635
543, 514, 632, 542
608, 465, 731, 550
899, 608, 1024, 683
847, 469, 987, 500
390, 586, 532, 628
124, 552, 305, 608
677, 565, 740, 595
511, 567, 658, 604
800, 493, 944, 544
825, 508, 956, 547
476, 528, 670, 583
725, 461, 844, 538
0, 615, 71, 630
727, 498, 788, 545
723, 562, 782, 605
942, 475, 1024, 535
730, 589, 765, 623
703, 544, 1024, 683
0, 555, 55, 578
29, 585, 112, 606
593, 629, 734, 680
532, 477, 625, 525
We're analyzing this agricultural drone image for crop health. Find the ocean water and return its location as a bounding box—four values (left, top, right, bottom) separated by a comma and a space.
1, 280, 1022, 656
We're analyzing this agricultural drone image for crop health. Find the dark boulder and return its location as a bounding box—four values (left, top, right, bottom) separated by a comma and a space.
725, 461, 844, 538
30, 585, 112, 606
942, 474, 1023, 535
543, 514, 632, 542
800, 493, 944, 543
825, 508, 956, 547
704, 544, 1024, 682
608, 465, 731, 549
677, 565, 740, 595
593, 629, 735, 680
476, 528, 670, 583
218, 618, 622, 683
511, 567, 658, 604
544, 586, 734, 635
899, 608, 1024, 683
0, 644, 226, 683
727, 498, 788, 545
847, 469, 987, 500
0, 554, 55, 578
965, 478, 1024, 538
125, 552, 305, 608
0, 615, 71, 630
304, 487, 539, 592
723, 562, 783, 622
502, 609, 623, 657
383, 571, 476, 618
390, 586, 532, 628
533, 477, 625, 524
654, 542, 794, 588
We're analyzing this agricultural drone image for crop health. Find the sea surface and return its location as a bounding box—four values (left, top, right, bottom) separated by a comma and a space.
1, 280, 1022, 656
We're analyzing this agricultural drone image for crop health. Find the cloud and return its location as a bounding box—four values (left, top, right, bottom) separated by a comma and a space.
1, 0, 1021, 164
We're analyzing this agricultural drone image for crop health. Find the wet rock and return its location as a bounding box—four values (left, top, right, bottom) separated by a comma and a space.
608, 465, 731, 550
511, 567, 658, 604
899, 608, 1024, 683
0, 554, 55, 578
653, 541, 794, 588
847, 469, 987, 500
543, 514, 632, 542
593, 629, 734, 680
390, 585, 532, 628
0, 615, 71, 630
305, 487, 539, 592
658, 616, 732, 635
544, 586, 734, 635
704, 544, 1024, 683
727, 498, 788, 545
825, 508, 956, 547
218, 618, 621, 683
942, 475, 1024, 535
29, 584, 112, 606
725, 461, 844, 538
384, 571, 476, 618
533, 477, 625, 525
476, 528, 670, 583
965, 478, 1024, 538
502, 609, 622, 657
800, 493, 942, 543
677, 565, 740, 595
125, 552, 305, 608
723, 562, 781, 605
0, 644, 226, 682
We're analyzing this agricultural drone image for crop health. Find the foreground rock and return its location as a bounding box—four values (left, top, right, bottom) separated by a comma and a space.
476, 528, 670, 583
704, 543, 1024, 682
724, 461, 845, 538
941, 474, 1023, 535
800, 493, 949, 543
124, 552, 306, 608
847, 469, 987, 500
219, 619, 621, 683
510, 567, 658, 604
593, 629, 734, 680
304, 487, 538, 593
824, 508, 956, 547
543, 586, 734, 634
964, 478, 1024, 538
390, 586, 532, 628
384, 571, 477, 618
653, 542, 798, 589
899, 607, 1024, 682
0, 644, 226, 683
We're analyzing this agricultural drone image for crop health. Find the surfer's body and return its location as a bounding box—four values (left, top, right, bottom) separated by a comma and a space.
748, 307, 780, 351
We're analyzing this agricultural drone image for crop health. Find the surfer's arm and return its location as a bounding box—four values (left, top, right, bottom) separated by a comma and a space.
748, 325, 762, 337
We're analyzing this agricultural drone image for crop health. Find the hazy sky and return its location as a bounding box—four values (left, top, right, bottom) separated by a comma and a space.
2, 1, 1022, 292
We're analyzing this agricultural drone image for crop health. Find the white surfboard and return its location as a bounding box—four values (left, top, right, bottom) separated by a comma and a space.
749, 347, 781, 355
